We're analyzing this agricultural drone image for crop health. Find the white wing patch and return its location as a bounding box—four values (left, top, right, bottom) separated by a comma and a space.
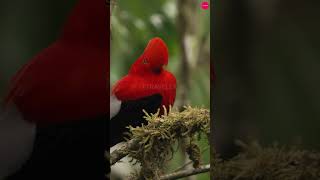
110, 93, 121, 119
0, 104, 36, 179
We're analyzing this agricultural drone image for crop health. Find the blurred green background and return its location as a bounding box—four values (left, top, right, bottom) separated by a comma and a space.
111, 0, 210, 179
213, 0, 320, 158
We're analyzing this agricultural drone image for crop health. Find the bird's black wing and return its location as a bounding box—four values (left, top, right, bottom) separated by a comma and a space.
6, 116, 107, 180
109, 94, 162, 148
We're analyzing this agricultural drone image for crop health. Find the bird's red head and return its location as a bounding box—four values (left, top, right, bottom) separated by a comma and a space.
130, 37, 169, 75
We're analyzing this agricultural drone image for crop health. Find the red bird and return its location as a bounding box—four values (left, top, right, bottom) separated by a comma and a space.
0, 0, 108, 179
110, 37, 176, 147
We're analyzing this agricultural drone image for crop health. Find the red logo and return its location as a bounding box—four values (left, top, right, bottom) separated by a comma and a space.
201, 1, 209, 10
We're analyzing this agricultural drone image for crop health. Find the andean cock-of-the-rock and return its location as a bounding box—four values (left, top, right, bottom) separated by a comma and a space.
1, 0, 108, 179
109, 37, 176, 147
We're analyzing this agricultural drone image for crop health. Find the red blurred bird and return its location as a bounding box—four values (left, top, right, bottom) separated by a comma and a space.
110, 37, 176, 147
0, 0, 108, 179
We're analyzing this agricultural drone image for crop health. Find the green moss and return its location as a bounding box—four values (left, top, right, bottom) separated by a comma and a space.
212, 141, 320, 180
125, 106, 210, 179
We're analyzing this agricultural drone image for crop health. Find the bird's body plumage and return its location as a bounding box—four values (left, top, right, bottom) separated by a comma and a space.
5, 40, 107, 124
1, 0, 109, 179
109, 94, 162, 147
6, 116, 106, 180
113, 71, 176, 108
5, 0, 108, 124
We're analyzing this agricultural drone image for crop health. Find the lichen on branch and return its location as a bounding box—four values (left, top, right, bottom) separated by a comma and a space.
211, 141, 320, 180
117, 106, 210, 179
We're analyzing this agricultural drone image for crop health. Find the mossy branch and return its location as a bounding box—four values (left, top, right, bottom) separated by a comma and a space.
110, 138, 139, 165
110, 106, 210, 179
211, 141, 320, 180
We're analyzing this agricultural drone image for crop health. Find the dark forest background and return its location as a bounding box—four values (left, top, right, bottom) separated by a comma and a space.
213, 0, 320, 158
0, 0, 76, 98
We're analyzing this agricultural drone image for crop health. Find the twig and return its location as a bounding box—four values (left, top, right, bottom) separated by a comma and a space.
160, 164, 210, 180
110, 138, 140, 165
173, 161, 193, 173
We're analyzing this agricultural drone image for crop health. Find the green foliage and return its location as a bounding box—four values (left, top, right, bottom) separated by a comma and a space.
125, 106, 210, 179
212, 141, 320, 180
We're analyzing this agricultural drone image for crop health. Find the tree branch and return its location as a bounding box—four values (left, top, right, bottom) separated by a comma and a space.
109, 106, 210, 179
110, 138, 139, 165
159, 164, 210, 180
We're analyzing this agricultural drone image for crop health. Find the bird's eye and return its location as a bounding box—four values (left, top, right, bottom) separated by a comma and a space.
142, 59, 148, 64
